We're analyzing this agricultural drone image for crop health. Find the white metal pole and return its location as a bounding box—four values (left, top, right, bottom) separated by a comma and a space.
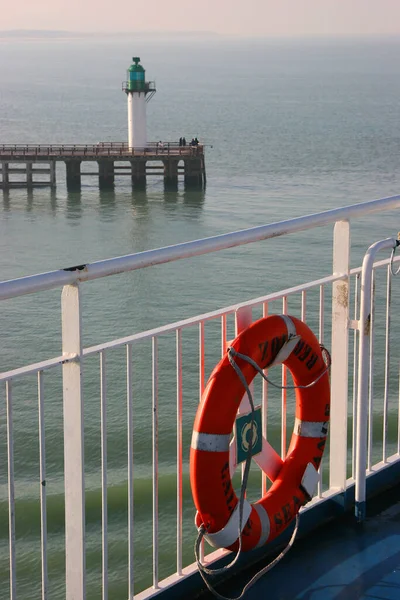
6, 380, 16, 600
62, 283, 85, 599
126, 344, 134, 600
329, 220, 350, 496
355, 237, 397, 522
38, 372, 48, 600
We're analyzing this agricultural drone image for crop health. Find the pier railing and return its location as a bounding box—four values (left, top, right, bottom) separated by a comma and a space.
0, 142, 204, 158
1, 196, 400, 600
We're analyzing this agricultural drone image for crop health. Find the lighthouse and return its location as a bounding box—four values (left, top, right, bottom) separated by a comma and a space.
123, 57, 156, 150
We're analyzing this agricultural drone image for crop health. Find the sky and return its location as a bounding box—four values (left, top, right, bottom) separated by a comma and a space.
2, 0, 400, 38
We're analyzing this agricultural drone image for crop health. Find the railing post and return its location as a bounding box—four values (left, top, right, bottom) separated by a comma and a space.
235, 306, 254, 477
355, 237, 397, 522
61, 283, 85, 600
329, 220, 350, 502
235, 306, 253, 342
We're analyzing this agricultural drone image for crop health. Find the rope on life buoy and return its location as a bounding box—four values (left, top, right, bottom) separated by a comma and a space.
190, 314, 331, 599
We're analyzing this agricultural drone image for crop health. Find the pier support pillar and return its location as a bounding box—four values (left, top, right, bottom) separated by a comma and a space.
50, 161, 56, 188
65, 160, 82, 190
26, 162, 33, 188
98, 160, 115, 188
200, 155, 206, 186
1, 162, 9, 190
184, 158, 204, 187
131, 160, 146, 187
163, 159, 178, 188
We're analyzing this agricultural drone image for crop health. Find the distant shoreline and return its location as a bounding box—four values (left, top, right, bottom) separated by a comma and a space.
0, 29, 220, 40
1, 30, 399, 43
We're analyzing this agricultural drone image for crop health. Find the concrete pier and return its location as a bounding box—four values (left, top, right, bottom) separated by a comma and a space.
163, 159, 178, 186
0, 143, 206, 190
1, 159, 56, 189
50, 161, 56, 187
184, 157, 205, 186
130, 160, 146, 186
98, 160, 115, 188
1, 162, 9, 189
65, 160, 82, 189
26, 162, 33, 187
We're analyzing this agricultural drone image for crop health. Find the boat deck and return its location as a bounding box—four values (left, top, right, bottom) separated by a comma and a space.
199, 483, 400, 600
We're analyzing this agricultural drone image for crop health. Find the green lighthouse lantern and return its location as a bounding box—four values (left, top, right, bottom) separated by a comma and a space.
127, 57, 146, 92
123, 55, 156, 149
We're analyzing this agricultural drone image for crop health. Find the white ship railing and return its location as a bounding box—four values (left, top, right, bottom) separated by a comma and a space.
1, 195, 400, 600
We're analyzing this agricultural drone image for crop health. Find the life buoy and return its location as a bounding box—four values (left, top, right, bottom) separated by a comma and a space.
190, 314, 330, 552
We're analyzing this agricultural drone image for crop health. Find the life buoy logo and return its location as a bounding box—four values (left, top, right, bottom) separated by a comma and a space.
240, 421, 258, 453
235, 407, 262, 464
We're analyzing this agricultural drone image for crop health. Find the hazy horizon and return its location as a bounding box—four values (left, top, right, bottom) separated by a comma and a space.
1, 29, 400, 42
3, 1, 400, 38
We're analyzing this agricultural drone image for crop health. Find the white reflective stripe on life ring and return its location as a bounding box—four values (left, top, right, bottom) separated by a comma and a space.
191, 431, 231, 452
269, 315, 300, 366
253, 503, 270, 548
294, 418, 329, 438
301, 462, 320, 499
203, 499, 252, 549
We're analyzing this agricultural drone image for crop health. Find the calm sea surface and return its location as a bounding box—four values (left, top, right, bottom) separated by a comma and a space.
1, 36, 400, 598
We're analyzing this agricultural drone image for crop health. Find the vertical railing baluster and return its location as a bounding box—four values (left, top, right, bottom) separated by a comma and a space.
221, 314, 227, 357
235, 306, 253, 480
383, 264, 392, 462
262, 302, 269, 496
301, 290, 309, 484
198, 322, 205, 562
100, 351, 108, 600
6, 380, 16, 600
398, 362, 400, 455
318, 285, 325, 497
319, 285, 325, 345
353, 274, 360, 476
152, 337, 159, 588
38, 371, 48, 600
176, 330, 183, 575
61, 283, 85, 600
127, 344, 134, 600
301, 290, 306, 322
368, 271, 375, 470
281, 296, 288, 458
199, 322, 205, 396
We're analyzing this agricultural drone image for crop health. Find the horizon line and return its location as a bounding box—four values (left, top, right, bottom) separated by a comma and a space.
1, 29, 400, 40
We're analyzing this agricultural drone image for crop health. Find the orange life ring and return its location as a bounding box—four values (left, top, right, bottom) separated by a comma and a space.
190, 314, 330, 552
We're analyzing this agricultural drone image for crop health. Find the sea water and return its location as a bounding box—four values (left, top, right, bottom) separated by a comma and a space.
1, 35, 400, 598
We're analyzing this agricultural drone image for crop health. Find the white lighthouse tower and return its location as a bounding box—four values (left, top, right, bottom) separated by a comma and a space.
123, 57, 156, 150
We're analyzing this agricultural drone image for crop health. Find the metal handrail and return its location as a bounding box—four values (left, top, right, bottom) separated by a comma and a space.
0, 142, 204, 157
0, 195, 399, 300
121, 80, 156, 92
